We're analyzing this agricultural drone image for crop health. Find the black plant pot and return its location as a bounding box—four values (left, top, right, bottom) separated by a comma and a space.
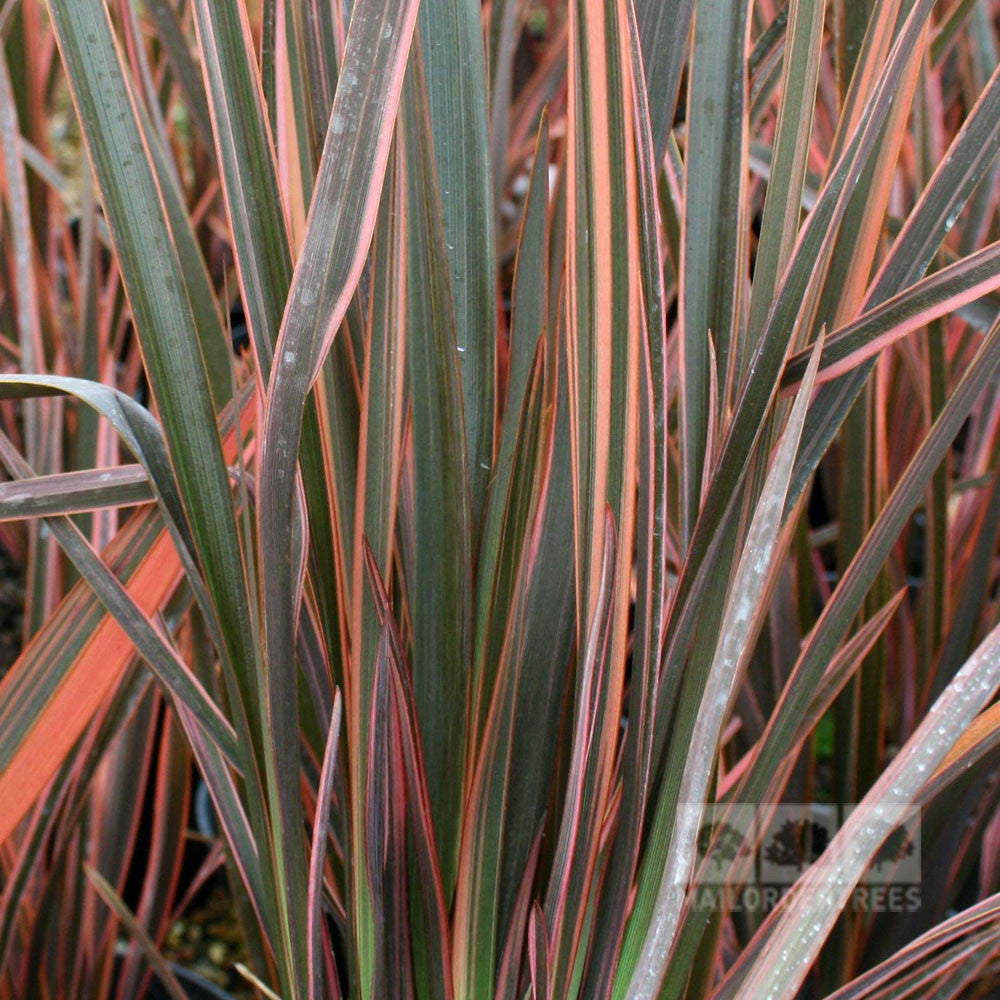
114, 953, 235, 1000
193, 777, 219, 839
142, 965, 235, 1000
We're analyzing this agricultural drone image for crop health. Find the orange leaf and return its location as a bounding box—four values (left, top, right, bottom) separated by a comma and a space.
0, 526, 182, 845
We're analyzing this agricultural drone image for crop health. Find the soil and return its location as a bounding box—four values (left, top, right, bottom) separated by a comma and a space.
163, 884, 254, 998
0, 545, 24, 677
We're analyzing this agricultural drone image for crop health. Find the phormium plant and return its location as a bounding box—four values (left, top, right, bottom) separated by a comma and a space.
1, 0, 1000, 998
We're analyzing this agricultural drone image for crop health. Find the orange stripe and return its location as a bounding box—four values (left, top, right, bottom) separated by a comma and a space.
0, 528, 182, 845
0, 396, 253, 847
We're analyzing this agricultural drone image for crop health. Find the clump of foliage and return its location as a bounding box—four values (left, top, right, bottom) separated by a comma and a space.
2, 0, 1000, 998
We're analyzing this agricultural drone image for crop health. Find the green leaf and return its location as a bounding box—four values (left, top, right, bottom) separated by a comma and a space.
620, 334, 823, 1000
85, 865, 189, 1000
347, 146, 409, 991
0, 41, 43, 461
45, 0, 259, 741
679, 0, 750, 542
144, 0, 214, 143
0, 431, 238, 762
453, 338, 549, 1000
365, 629, 415, 1000
254, 0, 422, 988
543, 512, 618, 999
190, 0, 349, 740
634, 0, 695, 158
190, 0, 292, 380
737, 622, 1000, 1000
580, 2, 670, 986
652, 0, 939, 766
794, 55, 1000, 503
471, 114, 550, 753
782, 240, 1000, 388
417, 0, 496, 522
365, 550, 455, 1000
0, 505, 167, 844
0, 465, 152, 520
308, 691, 343, 1000
400, 45, 474, 895
745, 0, 825, 356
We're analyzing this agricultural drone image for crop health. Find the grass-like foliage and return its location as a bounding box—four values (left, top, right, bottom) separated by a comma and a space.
2, 0, 1000, 997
